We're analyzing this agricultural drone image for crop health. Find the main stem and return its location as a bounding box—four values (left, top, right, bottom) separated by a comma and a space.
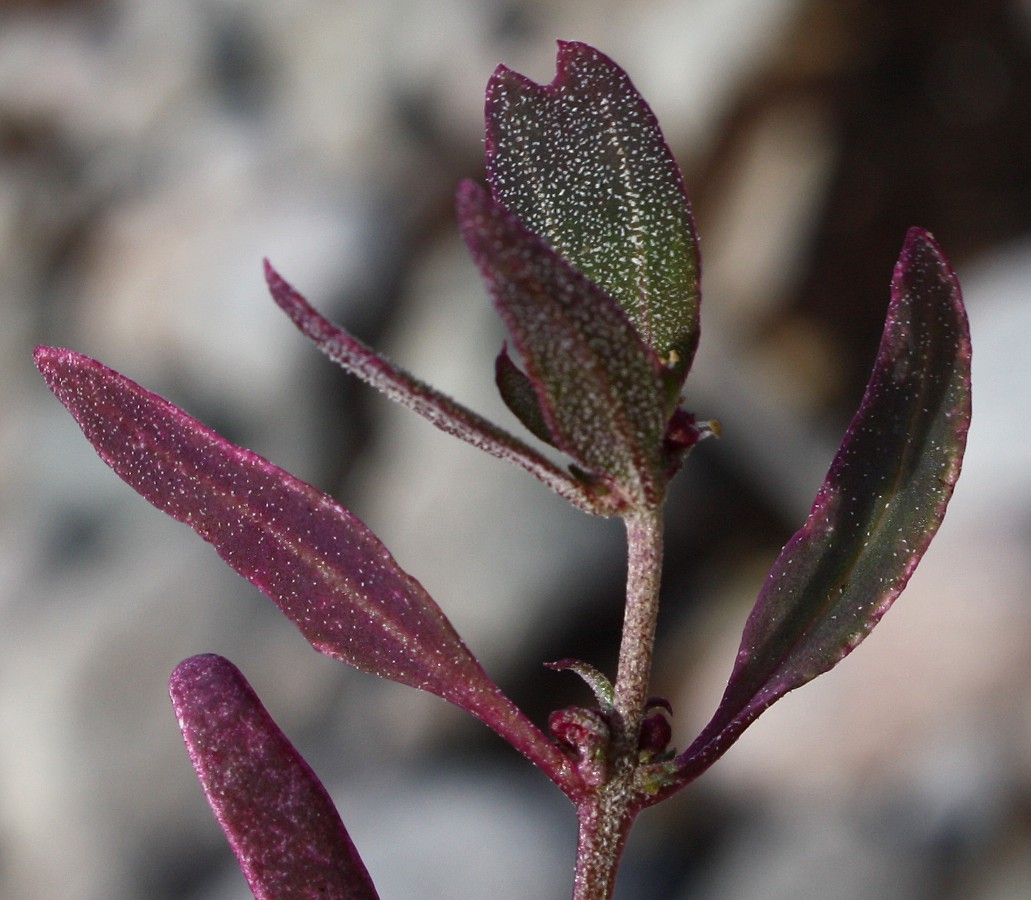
613, 510, 665, 738
572, 508, 665, 899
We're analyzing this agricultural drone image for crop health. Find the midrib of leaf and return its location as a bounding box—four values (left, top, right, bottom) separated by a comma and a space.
610, 136, 651, 348
722, 266, 959, 721
189, 457, 455, 687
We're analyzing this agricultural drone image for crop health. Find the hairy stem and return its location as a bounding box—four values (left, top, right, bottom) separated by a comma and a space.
573, 509, 665, 898
613, 510, 665, 749
572, 788, 636, 900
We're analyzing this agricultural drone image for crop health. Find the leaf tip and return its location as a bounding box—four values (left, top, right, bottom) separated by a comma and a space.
264, 260, 316, 333
896, 227, 958, 288
33, 346, 106, 403
33, 344, 72, 381
901, 225, 938, 255
170, 651, 231, 692
263, 258, 292, 304
33, 344, 54, 367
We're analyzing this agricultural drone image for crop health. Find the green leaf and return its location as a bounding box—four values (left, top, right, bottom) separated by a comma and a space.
485, 41, 700, 384
673, 229, 971, 784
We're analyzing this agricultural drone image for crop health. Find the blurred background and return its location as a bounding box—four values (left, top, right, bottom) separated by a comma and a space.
2, 0, 1030, 897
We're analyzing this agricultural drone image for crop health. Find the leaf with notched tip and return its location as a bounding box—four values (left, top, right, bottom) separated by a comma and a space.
170, 654, 379, 900
485, 40, 700, 385
35, 346, 580, 795
668, 229, 971, 789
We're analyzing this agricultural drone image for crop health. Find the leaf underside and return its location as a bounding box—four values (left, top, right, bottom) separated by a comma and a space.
34, 346, 578, 794
672, 228, 971, 787
495, 344, 556, 446
170, 654, 379, 900
485, 40, 700, 384
264, 261, 602, 515
458, 180, 669, 509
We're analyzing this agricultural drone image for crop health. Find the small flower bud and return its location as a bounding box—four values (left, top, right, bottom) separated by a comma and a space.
638, 712, 673, 761
548, 707, 611, 786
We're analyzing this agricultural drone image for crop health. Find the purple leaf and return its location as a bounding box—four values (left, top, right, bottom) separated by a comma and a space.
457, 181, 670, 510
485, 41, 700, 385
169, 654, 379, 900
671, 229, 971, 787
264, 261, 604, 516
35, 347, 581, 795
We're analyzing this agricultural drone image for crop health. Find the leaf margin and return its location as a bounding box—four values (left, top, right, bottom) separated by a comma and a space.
169, 653, 380, 900
662, 227, 971, 793
34, 345, 583, 796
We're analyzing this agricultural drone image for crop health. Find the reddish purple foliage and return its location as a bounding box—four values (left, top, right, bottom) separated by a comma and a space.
264, 260, 608, 515
170, 654, 379, 899
664, 228, 971, 794
34, 346, 577, 793
33, 39, 973, 900
457, 181, 670, 509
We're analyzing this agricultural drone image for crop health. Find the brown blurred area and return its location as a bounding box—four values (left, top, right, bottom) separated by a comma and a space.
696, 0, 1031, 405
2, 1, 1029, 897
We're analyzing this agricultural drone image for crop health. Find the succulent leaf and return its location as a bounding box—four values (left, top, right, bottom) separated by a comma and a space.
169, 655, 379, 900
673, 229, 971, 786
485, 40, 700, 384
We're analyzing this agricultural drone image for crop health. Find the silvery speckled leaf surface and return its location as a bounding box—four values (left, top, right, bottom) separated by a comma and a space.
671, 229, 971, 786
485, 41, 700, 385
6, 2, 1031, 898
458, 181, 670, 509
170, 655, 379, 900
35, 346, 575, 791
